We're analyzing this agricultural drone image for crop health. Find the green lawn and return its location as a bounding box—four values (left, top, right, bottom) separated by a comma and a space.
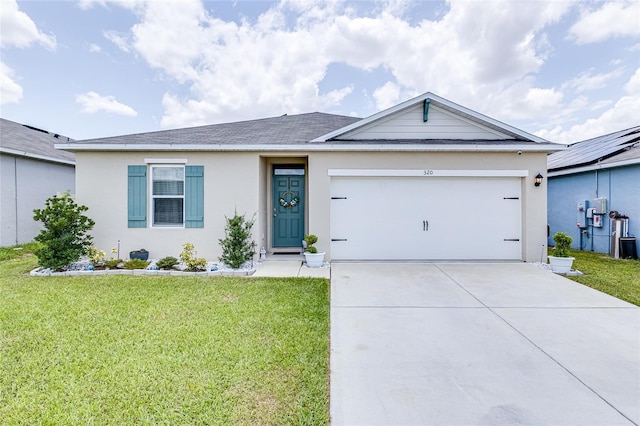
568, 249, 640, 307
0, 247, 329, 425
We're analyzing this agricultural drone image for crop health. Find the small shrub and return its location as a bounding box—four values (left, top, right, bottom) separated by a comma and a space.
304, 234, 319, 253
87, 246, 106, 266
180, 243, 207, 272
124, 258, 150, 270
156, 256, 178, 270
32, 191, 95, 270
553, 232, 573, 257
104, 259, 122, 269
219, 210, 255, 269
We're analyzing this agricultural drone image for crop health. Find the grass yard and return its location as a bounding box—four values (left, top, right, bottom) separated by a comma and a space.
0, 246, 329, 425
568, 249, 640, 307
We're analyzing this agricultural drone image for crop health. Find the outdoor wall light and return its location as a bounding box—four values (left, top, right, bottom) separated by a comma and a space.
534, 173, 544, 187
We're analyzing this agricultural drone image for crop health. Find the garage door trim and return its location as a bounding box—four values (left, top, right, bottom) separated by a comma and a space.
328, 169, 529, 177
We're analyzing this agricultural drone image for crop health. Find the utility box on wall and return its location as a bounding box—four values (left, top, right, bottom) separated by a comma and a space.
592, 197, 607, 214
577, 200, 588, 228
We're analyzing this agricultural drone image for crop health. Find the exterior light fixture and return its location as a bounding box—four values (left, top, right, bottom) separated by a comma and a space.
534, 173, 544, 187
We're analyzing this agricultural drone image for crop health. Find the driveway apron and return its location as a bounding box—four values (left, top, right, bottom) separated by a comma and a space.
330, 262, 640, 425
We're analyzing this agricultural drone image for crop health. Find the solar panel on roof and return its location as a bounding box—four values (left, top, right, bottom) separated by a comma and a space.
547, 126, 640, 171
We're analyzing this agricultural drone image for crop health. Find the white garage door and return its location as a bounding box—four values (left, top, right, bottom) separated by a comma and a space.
330, 175, 522, 260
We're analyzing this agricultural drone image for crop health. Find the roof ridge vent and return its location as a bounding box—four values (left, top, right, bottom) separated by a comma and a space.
23, 124, 49, 134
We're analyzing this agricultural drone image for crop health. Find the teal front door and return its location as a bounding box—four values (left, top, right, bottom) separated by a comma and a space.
273, 169, 305, 248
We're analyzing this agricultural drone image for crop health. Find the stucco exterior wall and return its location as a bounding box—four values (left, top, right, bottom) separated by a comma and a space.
75, 151, 259, 261
76, 150, 548, 262
0, 154, 75, 246
307, 151, 548, 263
548, 164, 640, 253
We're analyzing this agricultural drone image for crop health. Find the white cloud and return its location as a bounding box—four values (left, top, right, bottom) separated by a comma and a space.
563, 68, 626, 93
76, 91, 138, 116
88, 43, 102, 53
624, 68, 640, 94
568, 1, 640, 44
107, 0, 576, 128
104, 30, 131, 52
373, 81, 401, 111
0, 0, 56, 49
536, 69, 640, 143
0, 62, 23, 104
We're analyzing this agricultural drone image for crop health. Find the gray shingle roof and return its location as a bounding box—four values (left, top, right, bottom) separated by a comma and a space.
0, 118, 75, 164
71, 112, 362, 146
547, 126, 640, 171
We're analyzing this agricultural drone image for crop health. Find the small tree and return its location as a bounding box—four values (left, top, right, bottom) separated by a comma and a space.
219, 210, 255, 269
33, 191, 95, 270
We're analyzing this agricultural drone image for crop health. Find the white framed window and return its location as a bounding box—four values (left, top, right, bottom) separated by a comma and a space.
151, 165, 184, 227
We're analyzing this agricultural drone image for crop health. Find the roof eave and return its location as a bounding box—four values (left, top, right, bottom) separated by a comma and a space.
1, 147, 76, 166
55, 142, 564, 153
549, 157, 640, 177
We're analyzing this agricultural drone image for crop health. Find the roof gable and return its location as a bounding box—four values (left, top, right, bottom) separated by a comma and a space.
312, 92, 550, 143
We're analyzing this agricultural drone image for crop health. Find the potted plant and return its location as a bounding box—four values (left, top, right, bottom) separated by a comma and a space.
548, 232, 575, 273
129, 248, 149, 261
303, 234, 325, 268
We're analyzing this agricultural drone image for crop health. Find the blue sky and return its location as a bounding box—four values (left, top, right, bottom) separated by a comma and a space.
1, 0, 638, 143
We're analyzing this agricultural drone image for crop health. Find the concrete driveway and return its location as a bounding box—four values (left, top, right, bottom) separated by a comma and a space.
330, 262, 640, 425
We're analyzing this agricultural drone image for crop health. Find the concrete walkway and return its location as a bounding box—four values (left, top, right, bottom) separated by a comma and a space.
330, 262, 640, 425
252, 258, 330, 278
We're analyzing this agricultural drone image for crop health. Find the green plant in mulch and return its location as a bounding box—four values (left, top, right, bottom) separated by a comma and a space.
123, 258, 150, 270
156, 256, 178, 270
218, 210, 255, 269
104, 259, 122, 269
87, 246, 107, 266
180, 243, 207, 272
32, 191, 95, 271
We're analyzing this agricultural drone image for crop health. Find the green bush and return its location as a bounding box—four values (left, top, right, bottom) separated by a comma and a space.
32, 192, 95, 270
218, 211, 255, 269
156, 256, 178, 270
180, 243, 207, 272
553, 232, 573, 257
123, 258, 150, 270
104, 259, 122, 269
304, 234, 318, 253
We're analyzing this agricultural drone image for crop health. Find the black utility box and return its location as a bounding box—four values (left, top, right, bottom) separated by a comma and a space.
620, 237, 638, 259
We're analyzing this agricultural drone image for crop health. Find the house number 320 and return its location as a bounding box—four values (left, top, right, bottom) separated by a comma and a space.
423, 170, 434, 176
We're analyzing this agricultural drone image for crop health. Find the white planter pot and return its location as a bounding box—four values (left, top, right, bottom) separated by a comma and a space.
304, 252, 326, 268
548, 256, 575, 274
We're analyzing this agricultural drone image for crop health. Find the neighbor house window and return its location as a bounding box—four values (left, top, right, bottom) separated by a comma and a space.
152, 166, 184, 226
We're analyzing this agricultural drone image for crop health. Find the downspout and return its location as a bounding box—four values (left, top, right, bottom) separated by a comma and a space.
593, 170, 597, 251
14, 156, 18, 245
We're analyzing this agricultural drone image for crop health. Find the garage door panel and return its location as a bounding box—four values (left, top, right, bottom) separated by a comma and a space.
330, 177, 521, 260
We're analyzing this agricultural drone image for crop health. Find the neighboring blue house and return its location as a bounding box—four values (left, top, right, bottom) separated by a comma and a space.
547, 126, 640, 256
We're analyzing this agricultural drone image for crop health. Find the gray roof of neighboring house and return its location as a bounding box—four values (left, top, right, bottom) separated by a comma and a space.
68, 112, 362, 146
0, 118, 75, 164
548, 126, 640, 171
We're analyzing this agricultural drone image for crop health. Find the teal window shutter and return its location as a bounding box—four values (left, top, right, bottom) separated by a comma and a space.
185, 165, 204, 228
128, 165, 147, 228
